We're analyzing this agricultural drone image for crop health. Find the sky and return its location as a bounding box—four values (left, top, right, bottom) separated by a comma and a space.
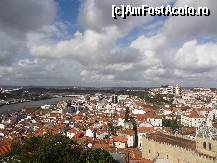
0, 0, 217, 87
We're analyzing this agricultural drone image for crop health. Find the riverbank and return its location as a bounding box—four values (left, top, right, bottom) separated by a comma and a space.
0, 97, 73, 114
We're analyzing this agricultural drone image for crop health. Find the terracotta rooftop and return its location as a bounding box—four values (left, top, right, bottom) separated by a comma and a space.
197, 108, 213, 112
147, 132, 196, 151
112, 136, 128, 143
138, 127, 154, 133
93, 143, 111, 150
119, 129, 135, 136
187, 111, 204, 118
172, 107, 182, 112
0, 145, 11, 155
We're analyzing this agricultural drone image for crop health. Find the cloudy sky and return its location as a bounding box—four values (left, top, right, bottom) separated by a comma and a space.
0, 0, 217, 87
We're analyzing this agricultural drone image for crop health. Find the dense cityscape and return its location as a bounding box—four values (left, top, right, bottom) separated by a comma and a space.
0, 85, 217, 162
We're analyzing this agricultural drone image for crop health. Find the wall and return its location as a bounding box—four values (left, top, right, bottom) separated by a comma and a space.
142, 137, 216, 163
196, 137, 217, 157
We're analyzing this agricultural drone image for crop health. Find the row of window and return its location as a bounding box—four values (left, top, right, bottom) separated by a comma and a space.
203, 142, 212, 150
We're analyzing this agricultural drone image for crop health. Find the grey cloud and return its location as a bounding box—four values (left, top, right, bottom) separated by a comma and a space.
0, 32, 24, 65
2, 0, 217, 87
79, 0, 172, 33
163, 0, 217, 41
0, 59, 83, 86
0, 0, 57, 37
0, 0, 57, 66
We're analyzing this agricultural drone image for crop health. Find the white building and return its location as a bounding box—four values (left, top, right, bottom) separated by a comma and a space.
132, 108, 146, 115
174, 84, 181, 96
118, 129, 135, 147
0, 124, 5, 129
147, 115, 162, 128
85, 129, 94, 138
67, 128, 78, 139
181, 111, 206, 127
158, 84, 181, 96
41, 104, 51, 109
138, 125, 154, 148
197, 108, 214, 120
112, 136, 127, 149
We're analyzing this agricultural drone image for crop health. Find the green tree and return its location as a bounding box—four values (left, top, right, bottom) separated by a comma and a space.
1, 134, 84, 163
86, 148, 112, 163
162, 119, 180, 131
124, 107, 130, 122
130, 117, 138, 147
1, 134, 113, 163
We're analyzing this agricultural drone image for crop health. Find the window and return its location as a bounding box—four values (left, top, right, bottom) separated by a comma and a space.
149, 149, 150, 153
209, 143, 212, 151
203, 142, 206, 149
157, 152, 159, 156
167, 155, 168, 159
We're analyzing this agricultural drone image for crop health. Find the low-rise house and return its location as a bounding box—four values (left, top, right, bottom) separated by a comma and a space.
85, 128, 95, 138
138, 126, 154, 148
112, 136, 127, 149
147, 115, 162, 128
0, 124, 5, 129
96, 129, 108, 139
181, 111, 206, 127
197, 108, 214, 120
118, 129, 135, 147
117, 118, 125, 127
67, 128, 79, 139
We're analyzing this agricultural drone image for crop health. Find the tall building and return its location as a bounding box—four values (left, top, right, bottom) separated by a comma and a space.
112, 95, 118, 104
159, 84, 181, 96
174, 84, 181, 96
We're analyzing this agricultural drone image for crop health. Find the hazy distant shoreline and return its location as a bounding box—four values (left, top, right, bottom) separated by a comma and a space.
0, 97, 72, 114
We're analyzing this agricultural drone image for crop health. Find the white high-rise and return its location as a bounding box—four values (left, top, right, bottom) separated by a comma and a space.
174, 84, 181, 96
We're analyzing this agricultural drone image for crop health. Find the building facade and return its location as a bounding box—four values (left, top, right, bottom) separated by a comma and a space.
142, 132, 217, 163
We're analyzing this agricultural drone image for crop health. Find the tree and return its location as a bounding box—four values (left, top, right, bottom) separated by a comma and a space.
130, 117, 138, 147
1, 134, 113, 163
86, 148, 113, 163
108, 122, 117, 136
124, 107, 130, 122
162, 119, 180, 131
1, 133, 84, 163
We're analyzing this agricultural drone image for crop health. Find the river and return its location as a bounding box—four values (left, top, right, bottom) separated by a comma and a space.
0, 97, 73, 114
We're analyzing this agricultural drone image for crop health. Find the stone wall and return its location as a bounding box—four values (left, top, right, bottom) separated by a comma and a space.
196, 137, 217, 157
142, 136, 216, 163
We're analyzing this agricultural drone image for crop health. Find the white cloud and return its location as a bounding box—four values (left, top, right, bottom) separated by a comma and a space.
79, 0, 173, 32
174, 40, 217, 73
163, 0, 217, 41
1, 0, 217, 87
30, 26, 121, 65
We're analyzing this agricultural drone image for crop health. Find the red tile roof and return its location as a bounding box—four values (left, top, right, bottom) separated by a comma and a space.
188, 111, 204, 118
147, 132, 196, 150
0, 145, 11, 155
112, 136, 128, 143
138, 127, 154, 133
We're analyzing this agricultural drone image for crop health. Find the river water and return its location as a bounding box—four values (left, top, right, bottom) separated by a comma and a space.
0, 97, 73, 114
